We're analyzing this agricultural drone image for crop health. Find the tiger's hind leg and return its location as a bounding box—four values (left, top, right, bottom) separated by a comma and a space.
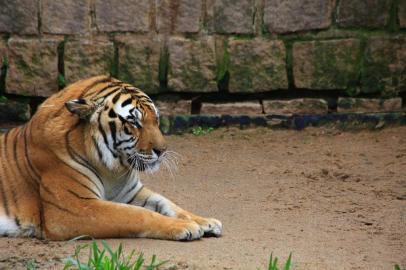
128, 186, 223, 237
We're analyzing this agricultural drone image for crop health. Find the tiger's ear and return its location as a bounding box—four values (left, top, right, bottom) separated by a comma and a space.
65, 99, 96, 120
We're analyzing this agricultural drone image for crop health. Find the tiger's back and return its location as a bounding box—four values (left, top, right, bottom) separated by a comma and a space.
0, 76, 111, 238
0, 76, 109, 238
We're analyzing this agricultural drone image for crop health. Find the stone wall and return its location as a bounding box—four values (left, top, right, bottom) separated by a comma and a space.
0, 0, 405, 121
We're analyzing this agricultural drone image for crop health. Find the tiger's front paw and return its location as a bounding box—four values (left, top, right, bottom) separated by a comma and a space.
196, 218, 223, 237
171, 220, 204, 241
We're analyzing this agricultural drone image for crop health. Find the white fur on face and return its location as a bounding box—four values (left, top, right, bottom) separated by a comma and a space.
113, 102, 142, 124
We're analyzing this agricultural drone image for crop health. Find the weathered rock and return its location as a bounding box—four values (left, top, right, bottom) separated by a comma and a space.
337, 97, 402, 113
116, 36, 160, 94
228, 39, 288, 92
336, 0, 391, 28
263, 99, 328, 114
0, 0, 38, 34
0, 99, 31, 122
156, 0, 202, 33
42, 0, 89, 34
264, 0, 335, 33
293, 39, 360, 89
168, 36, 217, 92
200, 102, 262, 115
361, 37, 406, 96
155, 100, 192, 115
400, 0, 406, 28
64, 40, 114, 84
95, 0, 150, 32
207, 0, 254, 34
6, 38, 60, 97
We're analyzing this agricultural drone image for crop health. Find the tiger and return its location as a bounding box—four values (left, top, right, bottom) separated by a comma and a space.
0, 75, 222, 241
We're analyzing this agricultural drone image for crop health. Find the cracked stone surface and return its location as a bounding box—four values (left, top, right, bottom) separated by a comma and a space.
64, 39, 115, 84
228, 39, 288, 92
264, 0, 335, 33
293, 39, 360, 89
168, 36, 217, 92
0, 0, 38, 34
6, 38, 60, 97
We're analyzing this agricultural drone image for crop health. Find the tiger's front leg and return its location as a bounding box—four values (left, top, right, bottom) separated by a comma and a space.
40, 173, 204, 241
129, 186, 223, 237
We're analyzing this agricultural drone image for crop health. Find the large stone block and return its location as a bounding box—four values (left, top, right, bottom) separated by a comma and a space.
264, 0, 335, 33
155, 100, 192, 115
42, 0, 90, 34
0, 0, 38, 34
400, 1, 406, 28
116, 36, 160, 94
293, 39, 360, 89
336, 0, 391, 28
156, 0, 202, 33
337, 97, 402, 113
64, 40, 114, 84
200, 101, 263, 115
228, 39, 288, 92
168, 36, 217, 92
6, 38, 59, 97
361, 37, 406, 96
263, 99, 328, 114
207, 0, 255, 34
95, 0, 150, 32
0, 99, 31, 122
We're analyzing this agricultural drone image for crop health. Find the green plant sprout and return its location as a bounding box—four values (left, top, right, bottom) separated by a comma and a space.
58, 240, 165, 270
258, 253, 292, 270
191, 126, 214, 136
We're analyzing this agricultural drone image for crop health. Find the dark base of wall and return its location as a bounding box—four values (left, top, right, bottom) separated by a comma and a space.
160, 112, 406, 134
1, 112, 405, 135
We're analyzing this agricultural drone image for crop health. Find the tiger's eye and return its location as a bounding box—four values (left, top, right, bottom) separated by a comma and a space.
123, 125, 131, 135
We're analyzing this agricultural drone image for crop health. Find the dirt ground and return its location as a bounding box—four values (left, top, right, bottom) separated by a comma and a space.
0, 126, 405, 270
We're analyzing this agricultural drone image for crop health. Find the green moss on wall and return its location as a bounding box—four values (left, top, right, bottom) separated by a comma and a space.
158, 46, 169, 88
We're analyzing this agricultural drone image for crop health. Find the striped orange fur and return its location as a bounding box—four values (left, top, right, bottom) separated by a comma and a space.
0, 75, 222, 240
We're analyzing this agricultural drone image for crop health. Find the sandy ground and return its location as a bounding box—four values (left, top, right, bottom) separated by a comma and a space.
0, 126, 405, 270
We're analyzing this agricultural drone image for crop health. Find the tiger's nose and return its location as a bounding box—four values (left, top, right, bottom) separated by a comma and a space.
153, 147, 166, 157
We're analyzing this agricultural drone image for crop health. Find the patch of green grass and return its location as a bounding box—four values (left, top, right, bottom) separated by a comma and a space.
58, 73, 66, 90
25, 260, 37, 270
0, 56, 8, 95
258, 253, 292, 270
395, 264, 406, 270
24, 248, 405, 270
158, 45, 169, 88
191, 126, 214, 136
0, 95, 7, 103
63, 240, 166, 270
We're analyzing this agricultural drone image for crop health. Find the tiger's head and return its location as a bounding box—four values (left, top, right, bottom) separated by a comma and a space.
65, 84, 167, 173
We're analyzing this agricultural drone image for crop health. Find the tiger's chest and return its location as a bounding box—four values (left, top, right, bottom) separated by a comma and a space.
102, 175, 141, 203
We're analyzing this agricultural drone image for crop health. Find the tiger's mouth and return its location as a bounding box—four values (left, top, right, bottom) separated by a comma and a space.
127, 155, 161, 172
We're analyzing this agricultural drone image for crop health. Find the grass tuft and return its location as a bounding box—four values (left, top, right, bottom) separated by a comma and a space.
25, 260, 37, 270
395, 264, 406, 270
191, 126, 214, 136
23, 240, 165, 270
258, 253, 292, 270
